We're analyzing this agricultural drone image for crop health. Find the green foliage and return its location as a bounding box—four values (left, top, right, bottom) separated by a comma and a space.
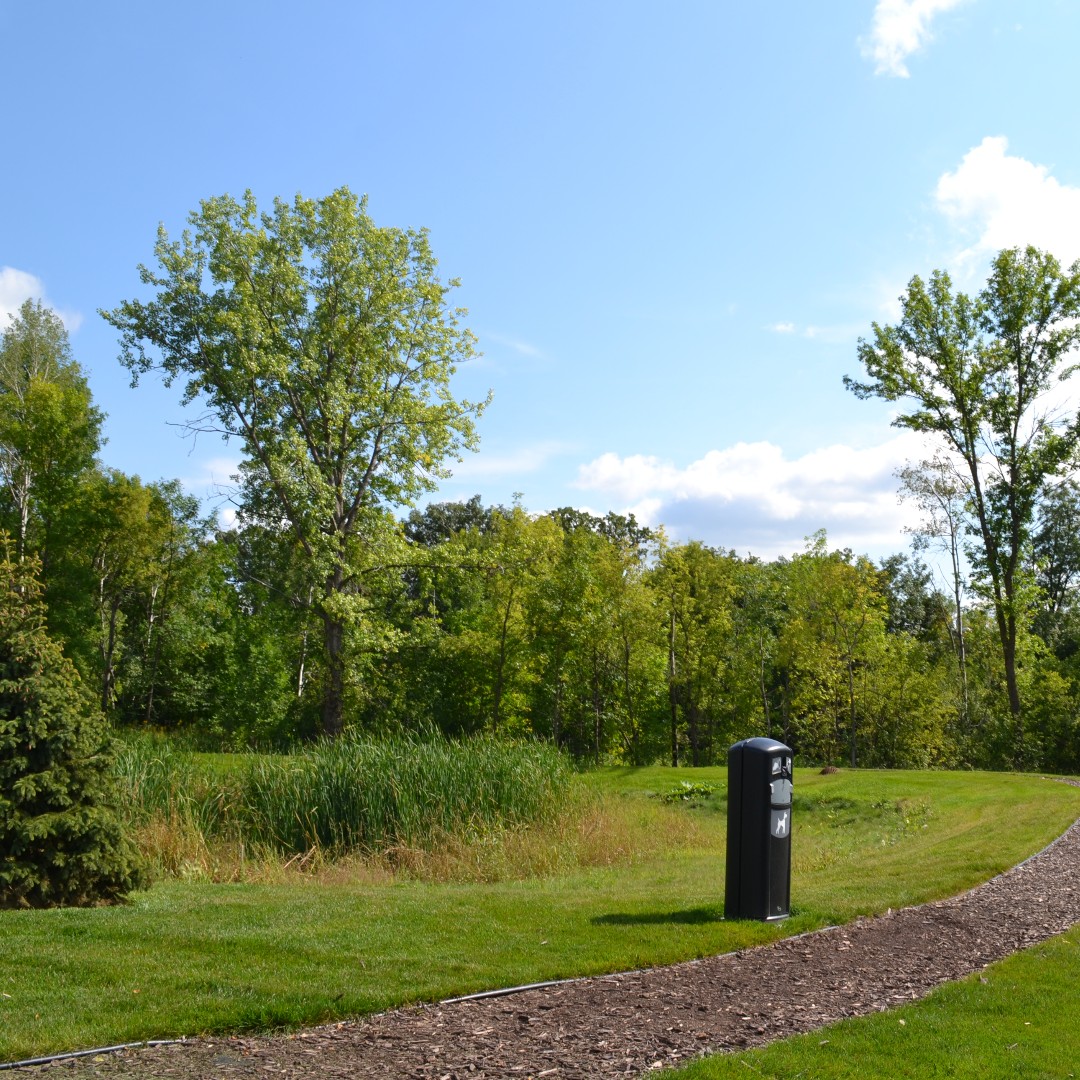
404, 494, 503, 546
0, 299, 102, 566
384, 503, 671, 762
855, 632, 954, 768
848, 246, 1080, 747
11, 261, 1080, 772
779, 535, 890, 766
651, 540, 738, 765
130, 533, 309, 748
0, 544, 144, 908
103, 187, 489, 736
339, 498, 1077, 773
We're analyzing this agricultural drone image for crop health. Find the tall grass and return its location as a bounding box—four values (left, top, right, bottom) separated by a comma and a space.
111, 738, 247, 878
112, 738, 236, 835
241, 731, 572, 854
111, 732, 577, 877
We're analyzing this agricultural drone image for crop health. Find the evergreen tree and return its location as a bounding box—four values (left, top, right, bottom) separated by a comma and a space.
0, 542, 144, 908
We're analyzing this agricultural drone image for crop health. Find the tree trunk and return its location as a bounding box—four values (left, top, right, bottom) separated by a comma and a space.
297, 627, 308, 699
969, 464, 1023, 743
688, 698, 700, 767
1001, 617, 1023, 761
668, 612, 679, 767
758, 637, 772, 737
321, 612, 346, 737
591, 648, 602, 763
101, 599, 120, 713
989, 562, 1023, 734
297, 586, 314, 699
848, 658, 857, 768
143, 580, 168, 724
144, 625, 164, 724
491, 586, 516, 733
16, 478, 30, 565
948, 536, 970, 732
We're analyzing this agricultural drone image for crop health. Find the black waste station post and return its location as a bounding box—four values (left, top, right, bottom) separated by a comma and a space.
724, 737, 792, 921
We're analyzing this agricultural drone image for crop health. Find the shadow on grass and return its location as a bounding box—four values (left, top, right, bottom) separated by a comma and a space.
591, 906, 725, 926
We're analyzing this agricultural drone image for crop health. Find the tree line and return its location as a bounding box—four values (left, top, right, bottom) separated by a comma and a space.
4, 189, 1080, 772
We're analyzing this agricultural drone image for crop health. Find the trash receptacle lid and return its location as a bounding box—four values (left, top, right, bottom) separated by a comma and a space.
731, 737, 792, 755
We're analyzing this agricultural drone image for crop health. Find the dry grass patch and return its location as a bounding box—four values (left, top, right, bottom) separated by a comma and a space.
129, 788, 712, 886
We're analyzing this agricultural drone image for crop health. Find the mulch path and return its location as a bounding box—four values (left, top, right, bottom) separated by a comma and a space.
21, 780, 1080, 1079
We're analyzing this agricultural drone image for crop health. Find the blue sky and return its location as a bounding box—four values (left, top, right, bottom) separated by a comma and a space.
3, 0, 1080, 563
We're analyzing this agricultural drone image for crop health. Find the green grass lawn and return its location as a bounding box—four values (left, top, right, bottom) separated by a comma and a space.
1, 767, 1077, 1064
672, 923, 1080, 1079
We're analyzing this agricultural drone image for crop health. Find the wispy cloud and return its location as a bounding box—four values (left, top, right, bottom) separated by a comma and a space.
936, 136, 1080, 266
481, 332, 547, 360
0, 267, 83, 331
179, 455, 242, 491
860, 0, 969, 78
767, 321, 865, 345
573, 433, 930, 559
447, 441, 572, 481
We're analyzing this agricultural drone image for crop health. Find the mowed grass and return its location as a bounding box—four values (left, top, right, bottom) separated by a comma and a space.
1, 765, 1078, 1063
672, 923, 1080, 1079
597, 766, 1077, 920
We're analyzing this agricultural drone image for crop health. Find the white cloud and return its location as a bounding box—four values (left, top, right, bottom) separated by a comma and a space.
860, 0, 968, 78
574, 433, 930, 559
935, 136, 1080, 265
770, 322, 796, 334
0, 267, 46, 325
0, 266, 83, 332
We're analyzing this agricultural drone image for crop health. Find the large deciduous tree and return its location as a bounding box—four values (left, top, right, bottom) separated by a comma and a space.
846, 246, 1080, 760
103, 188, 488, 735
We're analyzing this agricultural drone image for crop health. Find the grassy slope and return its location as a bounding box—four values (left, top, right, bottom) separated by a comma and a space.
1, 768, 1077, 1063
